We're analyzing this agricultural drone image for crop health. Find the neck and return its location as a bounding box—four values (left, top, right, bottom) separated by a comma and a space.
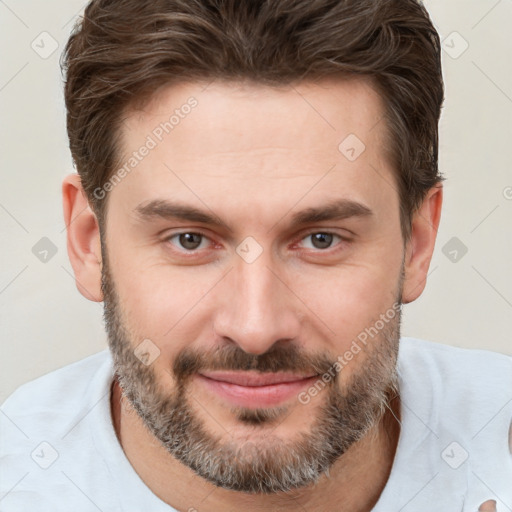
111, 379, 401, 512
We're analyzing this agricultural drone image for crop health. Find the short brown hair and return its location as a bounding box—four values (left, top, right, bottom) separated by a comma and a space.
62, 0, 444, 240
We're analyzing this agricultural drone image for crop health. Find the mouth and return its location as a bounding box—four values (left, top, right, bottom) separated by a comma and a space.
196, 371, 319, 408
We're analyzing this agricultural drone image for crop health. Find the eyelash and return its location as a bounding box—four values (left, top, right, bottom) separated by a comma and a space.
163, 230, 349, 257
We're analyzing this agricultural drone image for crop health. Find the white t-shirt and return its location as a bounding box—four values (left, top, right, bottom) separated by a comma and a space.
1, 337, 511, 511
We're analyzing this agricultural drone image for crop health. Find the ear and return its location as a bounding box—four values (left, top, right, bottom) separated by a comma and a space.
62, 173, 103, 302
401, 184, 443, 304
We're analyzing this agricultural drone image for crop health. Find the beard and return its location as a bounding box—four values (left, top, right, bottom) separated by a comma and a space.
101, 239, 403, 494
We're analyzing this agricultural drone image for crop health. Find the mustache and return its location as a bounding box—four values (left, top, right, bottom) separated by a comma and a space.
172, 343, 338, 382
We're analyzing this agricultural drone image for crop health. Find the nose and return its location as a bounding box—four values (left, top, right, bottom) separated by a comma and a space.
212, 251, 302, 355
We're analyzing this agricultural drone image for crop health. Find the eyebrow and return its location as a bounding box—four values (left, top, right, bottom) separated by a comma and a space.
134, 198, 373, 232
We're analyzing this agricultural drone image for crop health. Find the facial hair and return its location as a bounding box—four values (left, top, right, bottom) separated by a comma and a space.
102, 238, 402, 494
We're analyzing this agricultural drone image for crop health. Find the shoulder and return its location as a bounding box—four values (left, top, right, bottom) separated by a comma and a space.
397, 336, 512, 429
398, 336, 512, 391
0, 350, 117, 509
396, 338, 512, 508
1, 349, 113, 439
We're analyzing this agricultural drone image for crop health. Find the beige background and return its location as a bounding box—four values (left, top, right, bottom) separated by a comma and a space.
1, 0, 511, 403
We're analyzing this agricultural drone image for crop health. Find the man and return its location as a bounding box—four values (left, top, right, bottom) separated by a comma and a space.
1, 0, 511, 510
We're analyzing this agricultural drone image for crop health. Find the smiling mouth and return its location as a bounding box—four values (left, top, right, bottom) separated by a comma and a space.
196, 371, 319, 408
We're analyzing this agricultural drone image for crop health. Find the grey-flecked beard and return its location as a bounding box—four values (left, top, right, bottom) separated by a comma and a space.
101, 238, 402, 494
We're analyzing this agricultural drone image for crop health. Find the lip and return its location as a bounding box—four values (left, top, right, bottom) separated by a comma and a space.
196, 371, 319, 408
199, 370, 317, 386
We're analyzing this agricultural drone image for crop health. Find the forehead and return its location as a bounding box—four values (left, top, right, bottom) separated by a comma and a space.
123, 76, 387, 156
111, 77, 396, 225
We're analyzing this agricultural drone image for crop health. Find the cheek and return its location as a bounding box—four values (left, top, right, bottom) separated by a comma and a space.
298, 262, 401, 345
112, 261, 216, 358
106, 213, 403, 362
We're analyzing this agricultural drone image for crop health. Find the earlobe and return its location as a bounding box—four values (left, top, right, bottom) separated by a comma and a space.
62, 173, 104, 302
401, 184, 443, 304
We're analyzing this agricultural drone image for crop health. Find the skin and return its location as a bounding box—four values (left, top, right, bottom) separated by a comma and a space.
62, 77, 443, 511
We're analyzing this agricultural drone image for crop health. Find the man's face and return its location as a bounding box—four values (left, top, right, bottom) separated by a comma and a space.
102, 77, 405, 492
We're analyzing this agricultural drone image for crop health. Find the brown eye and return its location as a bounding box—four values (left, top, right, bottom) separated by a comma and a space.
168, 232, 207, 251
311, 233, 334, 249
299, 232, 344, 251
